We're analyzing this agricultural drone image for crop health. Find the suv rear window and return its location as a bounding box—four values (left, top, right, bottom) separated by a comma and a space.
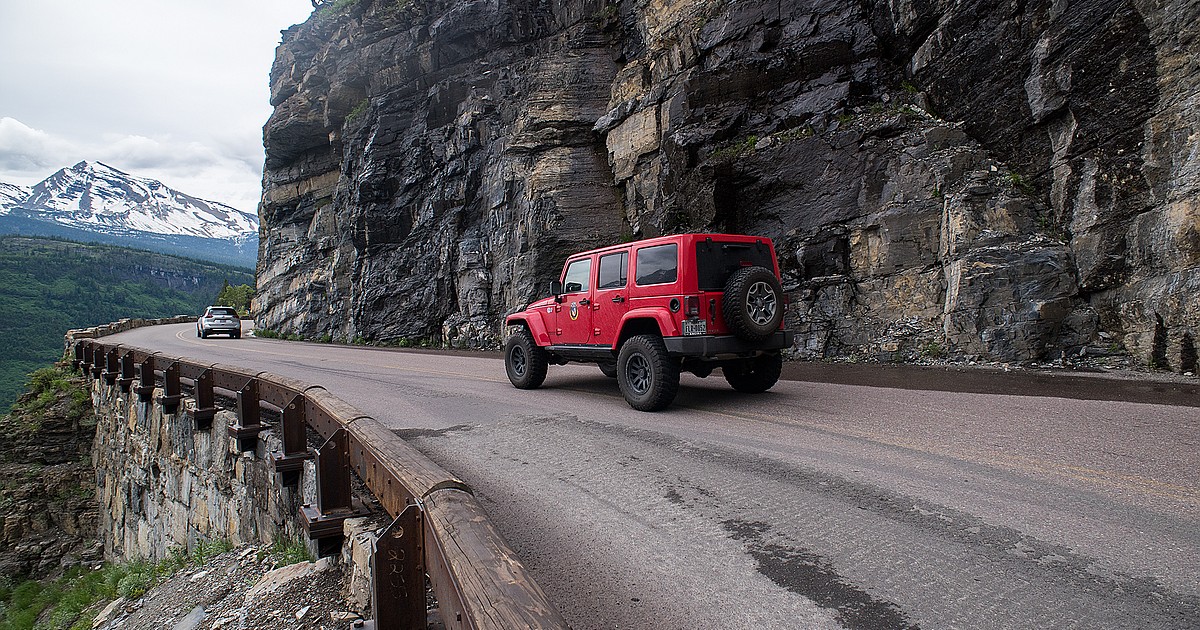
635, 244, 678, 286
695, 240, 774, 291
208, 307, 238, 317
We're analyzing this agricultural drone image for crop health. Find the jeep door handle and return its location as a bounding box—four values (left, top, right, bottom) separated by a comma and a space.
611, 296, 625, 303
579, 298, 591, 305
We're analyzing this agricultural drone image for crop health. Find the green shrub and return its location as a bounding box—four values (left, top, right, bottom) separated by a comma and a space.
115, 571, 151, 600
263, 537, 312, 567
345, 98, 370, 124
711, 135, 760, 162
190, 539, 234, 566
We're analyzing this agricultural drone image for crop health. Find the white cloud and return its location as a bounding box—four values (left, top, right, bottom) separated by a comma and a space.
0, 117, 79, 173
0, 117, 266, 211
0, 0, 315, 213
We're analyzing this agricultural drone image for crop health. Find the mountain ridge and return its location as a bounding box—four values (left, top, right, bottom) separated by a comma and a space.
0, 162, 258, 267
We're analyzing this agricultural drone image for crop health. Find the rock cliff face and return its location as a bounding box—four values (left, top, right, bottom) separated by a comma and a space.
0, 368, 101, 579
256, 0, 1199, 364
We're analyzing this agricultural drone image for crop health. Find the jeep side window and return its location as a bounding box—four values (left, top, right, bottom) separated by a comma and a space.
562, 258, 591, 293
635, 243, 678, 286
597, 252, 628, 290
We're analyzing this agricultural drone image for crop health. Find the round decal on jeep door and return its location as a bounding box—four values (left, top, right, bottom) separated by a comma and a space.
569, 302, 579, 320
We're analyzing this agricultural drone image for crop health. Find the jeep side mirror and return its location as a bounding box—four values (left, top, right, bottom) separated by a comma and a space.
551, 280, 563, 303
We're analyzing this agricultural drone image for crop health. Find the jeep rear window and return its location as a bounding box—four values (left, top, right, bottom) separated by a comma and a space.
635, 244, 678, 286
695, 240, 774, 291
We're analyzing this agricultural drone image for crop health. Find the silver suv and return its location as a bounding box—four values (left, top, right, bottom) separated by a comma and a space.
197, 306, 242, 338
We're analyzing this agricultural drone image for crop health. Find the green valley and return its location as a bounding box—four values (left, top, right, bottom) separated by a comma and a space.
0, 236, 254, 410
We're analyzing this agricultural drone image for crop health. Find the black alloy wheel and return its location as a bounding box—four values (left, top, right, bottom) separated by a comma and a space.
504, 327, 548, 389
617, 334, 680, 411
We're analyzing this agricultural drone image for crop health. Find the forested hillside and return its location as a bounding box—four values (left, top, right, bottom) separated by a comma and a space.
0, 236, 254, 410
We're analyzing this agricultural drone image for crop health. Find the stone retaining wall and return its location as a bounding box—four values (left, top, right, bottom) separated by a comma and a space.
90, 379, 308, 561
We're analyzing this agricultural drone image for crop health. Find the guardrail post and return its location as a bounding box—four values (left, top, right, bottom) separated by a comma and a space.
301, 428, 368, 557
193, 369, 216, 430
72, 343, 84, 372
272, 395, 313, 487
136, 355, 156, 403
79, 343, 93, 377
162, 362, 182, 414
118, 351, 135, 392
89, 344, 103, 379
365, 503, 426, 630
101, 348, 119, 386
228, 378, 263, 452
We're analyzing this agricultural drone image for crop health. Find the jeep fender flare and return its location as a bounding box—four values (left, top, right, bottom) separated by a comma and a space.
505, 313, 553, 346
612, 308, 678, 350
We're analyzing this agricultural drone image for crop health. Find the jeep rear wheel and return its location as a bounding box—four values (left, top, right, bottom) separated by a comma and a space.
617, 335, 680, 411
598, 361, 618, 378
722, 266, 784, 342
504, 327, 548, 389
723, 352, 783, 393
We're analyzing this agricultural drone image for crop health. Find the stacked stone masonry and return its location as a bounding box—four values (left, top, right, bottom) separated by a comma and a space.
90, 381, 307, 562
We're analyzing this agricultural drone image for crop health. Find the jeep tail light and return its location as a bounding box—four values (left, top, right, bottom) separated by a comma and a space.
684, 295, 700, 317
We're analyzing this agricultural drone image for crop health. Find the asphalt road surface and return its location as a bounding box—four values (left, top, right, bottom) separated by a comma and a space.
109, 323, 1200, 629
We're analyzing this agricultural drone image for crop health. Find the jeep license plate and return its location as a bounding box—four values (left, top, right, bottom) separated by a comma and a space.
682, 319, 707, 336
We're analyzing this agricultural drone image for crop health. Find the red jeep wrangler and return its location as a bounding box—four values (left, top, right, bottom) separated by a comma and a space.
503, 233, 792, 411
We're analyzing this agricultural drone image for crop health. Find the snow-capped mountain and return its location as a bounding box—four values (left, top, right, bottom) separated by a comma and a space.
17, 161, 258, 240
0, 182, 30, 215
0, 162, 258, 267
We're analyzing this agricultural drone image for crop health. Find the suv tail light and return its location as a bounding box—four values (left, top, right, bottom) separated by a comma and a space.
684, 295, 700, 317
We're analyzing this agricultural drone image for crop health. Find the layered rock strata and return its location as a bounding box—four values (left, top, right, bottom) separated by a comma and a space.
257, 0, 1199, 364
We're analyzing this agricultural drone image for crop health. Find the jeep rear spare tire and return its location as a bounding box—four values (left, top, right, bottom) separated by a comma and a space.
722, 266, 784, 342
505, 327, 548, 389
617, 335, 680, 411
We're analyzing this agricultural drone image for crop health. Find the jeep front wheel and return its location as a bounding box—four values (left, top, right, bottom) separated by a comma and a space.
723, 352, 783, 393
504, 327, 548, 389
722, 266, 784, 342
617, 335, 680, 411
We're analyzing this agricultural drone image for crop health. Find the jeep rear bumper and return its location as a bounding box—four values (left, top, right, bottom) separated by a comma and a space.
663, 331, 793, 357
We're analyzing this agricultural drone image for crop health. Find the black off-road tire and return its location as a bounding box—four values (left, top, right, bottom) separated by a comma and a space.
722, 266, 784, 342
598, 362, 618, 378
617, 335, 680, 411
723, 352, 783, 393
504, 327, 548, 389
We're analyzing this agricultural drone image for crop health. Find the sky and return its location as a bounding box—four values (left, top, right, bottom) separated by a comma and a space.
0, 0, 317, 213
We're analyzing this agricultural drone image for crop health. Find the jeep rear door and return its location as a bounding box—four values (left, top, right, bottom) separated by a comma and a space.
592, 249, 630, 345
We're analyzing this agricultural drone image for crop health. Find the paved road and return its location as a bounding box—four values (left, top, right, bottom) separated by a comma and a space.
110, 323, 1200, 629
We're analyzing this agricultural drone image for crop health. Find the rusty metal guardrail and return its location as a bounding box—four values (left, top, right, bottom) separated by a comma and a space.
67, 323, 568, 630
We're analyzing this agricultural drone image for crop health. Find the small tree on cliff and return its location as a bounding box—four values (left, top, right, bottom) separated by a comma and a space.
215, 280, 254, 317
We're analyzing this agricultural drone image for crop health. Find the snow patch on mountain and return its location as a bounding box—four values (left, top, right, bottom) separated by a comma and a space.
0, 182, 31, 215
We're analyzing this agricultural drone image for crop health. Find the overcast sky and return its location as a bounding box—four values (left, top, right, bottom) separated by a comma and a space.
0, 0, 316, 212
